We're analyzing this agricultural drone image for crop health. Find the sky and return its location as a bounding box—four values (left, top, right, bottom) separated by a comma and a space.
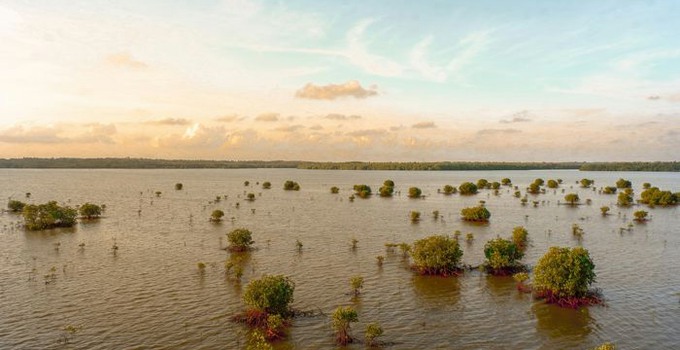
1, 0, 679, 161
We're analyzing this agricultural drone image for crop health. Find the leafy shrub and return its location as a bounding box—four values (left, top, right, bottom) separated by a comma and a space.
407, 187, 422, 198
546, 179, 558, 188
22, 201, 78, 230
564, 193, 580, 205
602, 186, 617, 194
350, 276, 364, 296
460, 205, 491, 222
243, 274, 295, 316
175, 183, 183, 190
365, 322, 384, 347
476, 179, 489, 189
533, 246, 596, 300
617, 192, 633, 206
442, 185, 456, 195
79, 203, 102, 219
600, 206, 610, 215
8, 199, 26, 212
330, 186, 339, 194
409, 211, 420, 222
211, 209, 225, 222
227, 228, 254, 251
633, 210, 648, 221
283, 180, 300, 191
615, 178, 631, 189
640, 187, 678, 207
458, 182, 478, 195
332, 306, 358, 345
353, 184, 372, 198
501, 178, 512, 186
483, 238, 524, 274
262, 181, 271, 189
512, 226, 528, 251
410, 235, 463, 275
580, 179, 594, 188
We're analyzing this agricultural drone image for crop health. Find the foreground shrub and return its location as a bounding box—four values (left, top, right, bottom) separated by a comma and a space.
227, 228, 254, 251
365, 322, 384, 347
243, 275, 295, 316
460, 205, 490, 222
332, 306, 358, 345
533, 246, 599, 308
411, 235, 463, 276
22, 201, 77, 230
483, 238, 524, 275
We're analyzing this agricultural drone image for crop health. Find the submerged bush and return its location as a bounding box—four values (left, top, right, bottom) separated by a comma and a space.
602, 186, 617, 195
407, 187, 422, 198
227, 228, 254, 251
283, 180, 300, 191
22, 201, 77, 230
460, 205, 490, 222
633, 210, 648, 221
211, 209, 225, 222
332, 306, 358, 345
262, 181, 271, 189
617, 192, 633, 206
546, 179, 558, 188
459, 182, 478, 195
79, 203, 102, 219
8, 199, 26, 212
410, 211, 421, 222
483, 238, 524, 275
512, 226, 529, 252
175, 183, 183, 190
379, 180, 394, 197
533, 246, 598, 307
330, 186, 339, 194
615, 178, 632, 189
410, 235, 463, 276
640, 187, 678, 207
365, 322, 384, 347
353, 184, 372, 198
243, 274, 295, 316
600, 206, 610, 216
564, 193, 580, 205
442, 184, 456, 195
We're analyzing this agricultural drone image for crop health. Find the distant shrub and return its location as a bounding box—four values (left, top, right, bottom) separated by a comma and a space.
617, 192, 633, 206
262, 181, 271, 189
79, 203, 102, 219
8, 199, 26, 212
379, 180, 394, 197
501, 178, 512, 186
409, 211, 421, 222
227, 228, 254, 251
283, 180, 300, 191
564, 193, 580, 205
580, 179, 594, 188
603, 186, 617, 194
330, 186, 339, 194
211, 209, 225, 222
546, 179, 558, 188
615, 178, 632, 189
247, 193, 255, 201
353, 184, 372, 198
442, 185, 456, 195
410, 235, 463, 276
640, 187, 678, 207
175, 183, 183, 190
600, 206, 610, 216
460, 205, 490, 222
22, 201, 77, 230
459, 182, 478, 195
633, 210, 648, 222
407, 187, 422, 198
476, 179, 489, 189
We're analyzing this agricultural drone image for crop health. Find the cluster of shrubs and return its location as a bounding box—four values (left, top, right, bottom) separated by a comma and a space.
8, 200, 103, 230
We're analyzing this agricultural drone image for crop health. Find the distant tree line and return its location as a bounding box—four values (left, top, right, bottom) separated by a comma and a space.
0, 158, 678, 172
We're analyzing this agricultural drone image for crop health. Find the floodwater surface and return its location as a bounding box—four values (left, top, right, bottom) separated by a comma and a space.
0, 169, 678, 349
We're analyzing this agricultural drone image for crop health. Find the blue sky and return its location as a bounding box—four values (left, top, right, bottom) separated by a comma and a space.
1, 0, 679, 160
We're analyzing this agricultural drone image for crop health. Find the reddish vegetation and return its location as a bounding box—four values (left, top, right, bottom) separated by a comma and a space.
516, 283, 532, 293
534, 289, 604, 309
231, 310, 287, 341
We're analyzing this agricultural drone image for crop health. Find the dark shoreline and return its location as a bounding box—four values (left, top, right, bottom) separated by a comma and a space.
0, 158, 678, 172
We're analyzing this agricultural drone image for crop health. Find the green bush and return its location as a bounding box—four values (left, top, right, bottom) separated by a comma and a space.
600, 206, 610, 215
580, 179, 594, 188
8, 199, 26, 212
640, 187, 678, 206
458, 182, 478, 195
460, 205, 490, 222
615, 178, 632, 189
175, 183, 183, 190
262, 181, 271, 189
407, 187, 422, 198
22, 201, 78, 230
442, 184, 456, 195
211, 209, 225, 222
483, 238, 524, 274
353, 184, 372, 198
243, 274, 295, 316
546, 179, 558, 188
512, 226, 528, 251
617, 192, 633, 206
365, 322, 384, 347
409, 211, 420, 222
501, 178, 512, 186
283, 180, 300, 191
227, 228, 254, 251
603, 186, 617, 194
332, 306, 358, 345
633, 210, 648, 221
564, 193, 580, 205
79, 203, 102, 219
330, 186, 339, 194
476, 179, 489, 189
533, 246, 595, 299
410, 235, 463, 275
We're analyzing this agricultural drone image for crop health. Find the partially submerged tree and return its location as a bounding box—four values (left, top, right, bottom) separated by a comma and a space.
227, 228, 254, 251
483, 238, 525, 275
615, 178, 632, 189
8, 199, 26, 212
617, 192, 633, 206
512, 226, 529, 252
349, 276, 364, 297
476, 179, 489, 189
409, 211, 421, 223
533, 246, 599, 308
283, 180, 300, 191
580, 179, 594, 188
564, 193, 580, 205
633, 210, 648, 222
407, 187, 422, 198
262, 181, 272, 189
22, 201, 78, 230
410, 235, 463, 276
79, 203, 102, 219
459, 182, 478, 195
602, 186, 617, 194
330, 186, 340, 194
442, 184, 457, 195
175, 183, 183, 190
353, 184, 372, 198
546, 179, 559, 188
365, 322, 384, 347
379, 180, 395, 197
211, 209, 225, 222
235, 274, 295, 341
332, 306, 358, 345
600, 206, 610, 216
460, 205, 491, 222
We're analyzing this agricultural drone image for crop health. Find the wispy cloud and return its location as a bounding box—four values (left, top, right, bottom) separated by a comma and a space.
255, 113, 280, 122
500, 111, 532, 124
145, 118, 192, 126
296, 80, 378, 100
324, 113, 362, 120
105, 52, 148, 69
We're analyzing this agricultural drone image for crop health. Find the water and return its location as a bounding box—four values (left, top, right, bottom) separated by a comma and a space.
0, 169, 678, 349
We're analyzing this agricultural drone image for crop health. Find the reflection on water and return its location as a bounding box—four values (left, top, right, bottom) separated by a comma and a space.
0, 168, 678, 349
